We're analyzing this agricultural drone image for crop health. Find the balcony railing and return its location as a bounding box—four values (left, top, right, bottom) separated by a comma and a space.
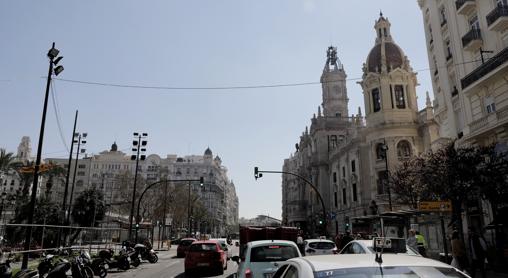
461, 46, 508, 89
462, 28, 482, 50
455, 0, 476, 15
487, 5, 508, 31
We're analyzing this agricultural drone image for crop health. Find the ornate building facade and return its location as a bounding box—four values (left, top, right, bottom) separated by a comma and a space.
282, 15, 440, 238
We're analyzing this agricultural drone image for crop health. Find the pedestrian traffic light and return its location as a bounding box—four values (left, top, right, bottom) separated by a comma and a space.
199, 177, 204, 186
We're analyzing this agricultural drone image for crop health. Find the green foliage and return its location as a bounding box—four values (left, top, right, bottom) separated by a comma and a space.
71, 187, 106, 227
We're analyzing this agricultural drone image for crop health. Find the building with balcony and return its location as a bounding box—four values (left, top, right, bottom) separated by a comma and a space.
282, 15, 439, 238
418, 0, 508, 231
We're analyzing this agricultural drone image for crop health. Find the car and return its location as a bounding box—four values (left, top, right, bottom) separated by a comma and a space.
232, 240, 301, 278
184, 240, 228, 276
176, 238, 197, 258
271, 253, 469, 278
210, 238, 233, 259
303, 239, 337, 256
339, 238, 420, 256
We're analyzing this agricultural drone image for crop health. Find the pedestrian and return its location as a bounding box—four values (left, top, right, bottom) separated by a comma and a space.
407, 229, 417, 251
334, 233, 342, 251
297, 231, 305, 255
341, 231, 353, 250
450, 230, 468, 272
468, 227, 487, 278
415, 231, 427, 257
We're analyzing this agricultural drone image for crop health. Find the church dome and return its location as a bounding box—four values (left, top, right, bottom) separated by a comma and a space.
204, 147, 212, 156
366, 42, 404, 73
110, 141, 118, 152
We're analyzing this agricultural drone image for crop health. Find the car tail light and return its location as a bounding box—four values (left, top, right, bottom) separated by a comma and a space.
245, 268, 252, 278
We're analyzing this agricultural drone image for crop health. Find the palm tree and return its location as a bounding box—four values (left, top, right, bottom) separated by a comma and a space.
0, 148, 16, 172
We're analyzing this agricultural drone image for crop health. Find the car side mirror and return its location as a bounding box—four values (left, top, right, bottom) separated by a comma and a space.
231, 255, 239, 263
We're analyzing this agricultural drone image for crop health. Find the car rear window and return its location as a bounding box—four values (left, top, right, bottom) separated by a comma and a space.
250, 245, 299, 262
180, 240, 195, 246
309, 242, 336, 249
189, 243, 217, 252
314, 266, 468, 278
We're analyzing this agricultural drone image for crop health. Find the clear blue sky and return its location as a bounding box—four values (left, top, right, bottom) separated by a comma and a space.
0, 1, 431, 219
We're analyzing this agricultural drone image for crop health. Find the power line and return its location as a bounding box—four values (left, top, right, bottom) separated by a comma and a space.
50, 79, 70, 152
51, 58, 483, 92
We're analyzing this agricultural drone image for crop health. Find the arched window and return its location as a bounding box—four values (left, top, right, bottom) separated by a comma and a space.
372, 88, 381, 112
375, 143, 385, 160
397, 140, 412, 159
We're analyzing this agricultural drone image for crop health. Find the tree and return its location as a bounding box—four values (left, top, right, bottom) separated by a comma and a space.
68, 187, 106, 244
390, 156, 428, 209
42, 162, 67, 199
0, 148, 15, 172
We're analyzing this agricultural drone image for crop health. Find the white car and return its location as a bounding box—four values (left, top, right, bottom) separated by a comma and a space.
339, 238, 420, 255
210, 238, 233, 259
303, 239, 337, 256
271, 254, 470, 278
232, 240, 301, 278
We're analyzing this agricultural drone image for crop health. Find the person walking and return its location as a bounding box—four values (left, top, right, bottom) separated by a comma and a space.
451, 230, 468, 272
415, 231, 427, 257
468, 227, 487, 278
407, 229, 417, 251
341, 231, 353, 250
297, 231, 304, 255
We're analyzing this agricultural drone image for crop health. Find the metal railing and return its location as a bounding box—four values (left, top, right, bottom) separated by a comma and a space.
487, 5, 508, 26
461, 46, 508, 89
461, 28, 482, 48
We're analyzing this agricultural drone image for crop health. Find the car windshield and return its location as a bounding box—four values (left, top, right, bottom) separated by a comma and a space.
250, 245, 299, 262
189, 243, 216, 251
366, 245, 419, 255
309, 242, 336, 249
314, 266, 468, 278
180, 240, 195, 246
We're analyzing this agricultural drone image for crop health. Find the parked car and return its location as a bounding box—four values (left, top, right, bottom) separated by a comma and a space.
177, 238, 197, 258
184, 240, 227, 276
232, 240, 301, 278
303, 239, 337, 256
271, 254, 469, 278
339, 238, 420, 255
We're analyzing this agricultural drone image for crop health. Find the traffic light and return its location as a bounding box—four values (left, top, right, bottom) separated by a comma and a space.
254, 167, 262, 180
345, 222, 350, 231
318, 219, 323, 225
199, 177, 204, 186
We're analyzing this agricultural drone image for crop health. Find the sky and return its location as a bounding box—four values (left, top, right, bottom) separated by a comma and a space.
0, 1, 431, 219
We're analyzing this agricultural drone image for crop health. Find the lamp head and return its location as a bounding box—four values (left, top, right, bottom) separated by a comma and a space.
54, 65, 64, 76
47, 47, 60, 60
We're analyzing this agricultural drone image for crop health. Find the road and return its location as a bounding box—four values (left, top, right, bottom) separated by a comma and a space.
108, 245, 239, 278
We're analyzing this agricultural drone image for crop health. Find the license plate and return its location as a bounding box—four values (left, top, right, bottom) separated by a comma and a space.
197, 263, 209, 266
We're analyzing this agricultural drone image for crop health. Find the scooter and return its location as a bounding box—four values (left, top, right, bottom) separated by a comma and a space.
0, 255, 38, 278
134, 244, 158, 264
93, 249, 128, 271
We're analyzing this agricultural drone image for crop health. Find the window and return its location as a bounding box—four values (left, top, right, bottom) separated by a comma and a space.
397, 140, 412, 159
330, 135, 337, 148
250, 245, 299, 262
469, 15, 480, 30
439, 5, 447, 25
352, 183, 358, 202
445, 40, 452, 60
342, 166, 345, 178
496, 0, 508, 7
377, 171, 388, 195
77, 171, 85, 176
351, 160, 356, 173
394, 85, 405, 109
283, 266, 298, 278
372, 88, 381, 112
485, 96, 496, 114
428, 25, 433, 44
376, 143, 386, 160
334, 192, 338, 208
333, 172, 337, 183
342, 187, 347, 205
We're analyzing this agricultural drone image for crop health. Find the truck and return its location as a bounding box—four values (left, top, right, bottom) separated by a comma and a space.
239, 226, 299, 257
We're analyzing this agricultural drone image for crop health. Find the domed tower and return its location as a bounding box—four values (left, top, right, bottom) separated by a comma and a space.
361, 13, 419, 127
320, 46, 348, 118
204, 147, 213, 162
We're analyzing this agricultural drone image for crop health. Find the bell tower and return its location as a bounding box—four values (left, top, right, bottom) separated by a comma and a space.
320, 46, 348, 119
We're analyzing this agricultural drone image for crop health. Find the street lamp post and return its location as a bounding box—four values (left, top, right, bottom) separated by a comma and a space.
128, 132, 148, 241
380, 141, 393, 211
134, 177, 203, 243
66, 133, 87, 227
22, 43, 64, 269
254, 167, 328, 237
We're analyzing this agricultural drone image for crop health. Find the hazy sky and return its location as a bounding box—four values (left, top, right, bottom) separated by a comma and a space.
0, 1, 431, 219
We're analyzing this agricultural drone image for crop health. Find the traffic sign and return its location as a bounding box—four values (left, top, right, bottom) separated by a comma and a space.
418, 201, 452, 212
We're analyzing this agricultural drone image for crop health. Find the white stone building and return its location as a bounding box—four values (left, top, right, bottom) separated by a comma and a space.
282, 15, 440, 242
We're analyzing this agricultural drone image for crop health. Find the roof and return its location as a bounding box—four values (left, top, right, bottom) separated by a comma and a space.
367, 42, 403, 73
247, 240, 298, 247
293, 254, 452, 271
181, 238, 197, 241
305, 239, 335, 243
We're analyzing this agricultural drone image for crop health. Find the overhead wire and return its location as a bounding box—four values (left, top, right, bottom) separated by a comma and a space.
50, 58, 484, 92
50, 79, 70, 152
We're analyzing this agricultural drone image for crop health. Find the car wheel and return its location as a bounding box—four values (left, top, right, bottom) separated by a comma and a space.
217, 266, 224, 276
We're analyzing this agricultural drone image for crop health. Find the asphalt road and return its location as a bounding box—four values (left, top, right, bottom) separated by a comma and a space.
107, 245, 239, 278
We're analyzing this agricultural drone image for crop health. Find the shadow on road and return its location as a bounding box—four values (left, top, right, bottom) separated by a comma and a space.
174, 272, 236, 278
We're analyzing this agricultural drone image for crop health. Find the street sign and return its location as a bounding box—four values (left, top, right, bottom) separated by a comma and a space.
418, 201, 452, 212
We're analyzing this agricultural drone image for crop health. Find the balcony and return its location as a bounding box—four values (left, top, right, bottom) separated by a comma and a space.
487, 5, 508, 32
461, 46, 508, 89
456, 0, 476, 15
462, 29, 482, 51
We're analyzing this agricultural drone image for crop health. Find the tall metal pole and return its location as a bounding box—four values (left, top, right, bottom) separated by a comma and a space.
66, 134, 82, 226
162, 180, 168, 248
128, 134, 142, 241
22, 43, 55, 269
58, 110, 78, 247
188, 180, 191, 237
383, 140, 393, 211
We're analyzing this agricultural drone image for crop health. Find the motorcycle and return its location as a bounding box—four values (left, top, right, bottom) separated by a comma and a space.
133, 244, 158, 264
0, 255, 37, 278
78, 251, 103, 278
124, 247, 140, 268
93, 249, 128, 272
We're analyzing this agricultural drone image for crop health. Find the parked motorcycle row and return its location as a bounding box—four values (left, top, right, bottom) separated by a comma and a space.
0, 242, 158, 278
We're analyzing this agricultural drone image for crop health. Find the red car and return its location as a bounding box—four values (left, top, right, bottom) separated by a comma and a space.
184, 240, 228, 276
177, 238, 197, 258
